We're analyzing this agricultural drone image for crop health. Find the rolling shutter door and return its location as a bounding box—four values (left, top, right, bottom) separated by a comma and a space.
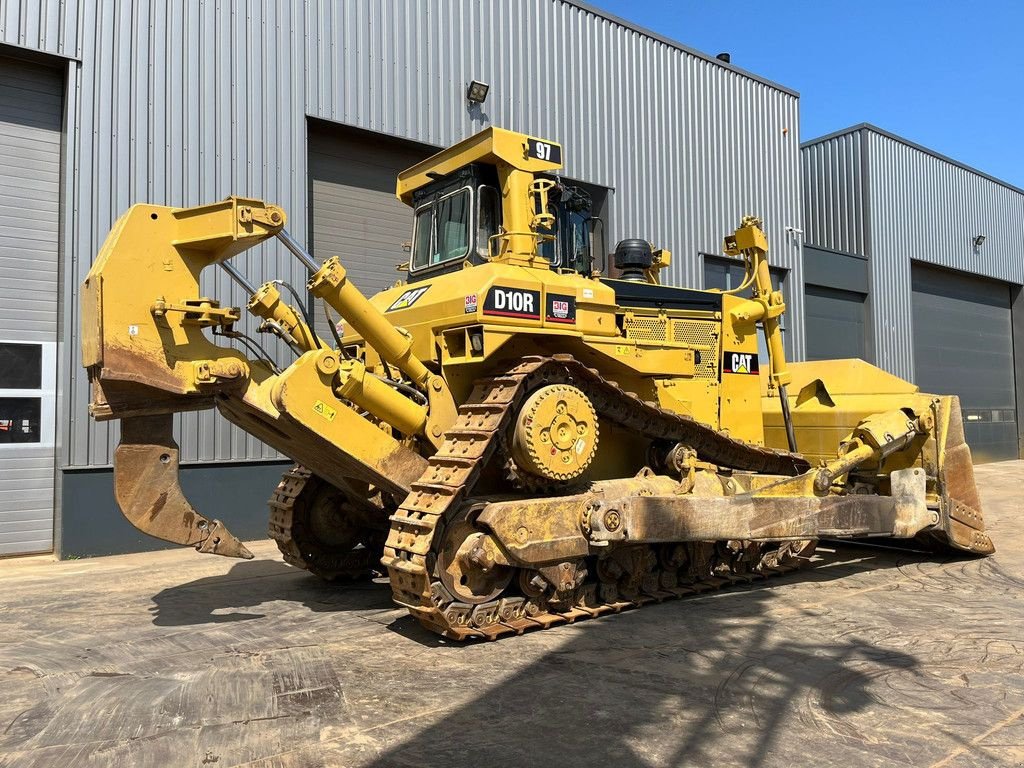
804, 285, 866, 361
0, 56, 63, 555
308, 123, 433, 339
911, 263, 1017, 462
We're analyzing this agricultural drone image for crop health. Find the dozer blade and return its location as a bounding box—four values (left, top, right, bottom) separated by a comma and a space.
113, 415, 253, 559
930, 396, 994, 555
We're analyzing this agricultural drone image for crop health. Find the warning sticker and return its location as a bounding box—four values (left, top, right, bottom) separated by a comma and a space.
313, 400, 337, 422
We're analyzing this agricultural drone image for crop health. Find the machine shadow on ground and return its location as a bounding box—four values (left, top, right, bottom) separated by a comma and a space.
149, 559, 397, 626
2, 539, 1001, 768
149, 543, 923, 632
360, 548, 928, 768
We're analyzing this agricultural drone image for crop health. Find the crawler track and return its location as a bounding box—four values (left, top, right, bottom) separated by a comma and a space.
269, 467, 384, 580
382, 355, 812, 640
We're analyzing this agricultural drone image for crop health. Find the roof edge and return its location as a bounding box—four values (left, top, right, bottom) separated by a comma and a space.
802, 123, 1024, 197
560, 1, 799, 98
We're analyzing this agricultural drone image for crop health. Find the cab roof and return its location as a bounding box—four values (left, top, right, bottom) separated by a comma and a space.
396, 126, 563, 206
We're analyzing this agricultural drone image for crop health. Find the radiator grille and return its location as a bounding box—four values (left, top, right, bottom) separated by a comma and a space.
673, 322, 717, 348
623, 316, 667, 341
622, 315, 720, 380
676, 320, 719, 379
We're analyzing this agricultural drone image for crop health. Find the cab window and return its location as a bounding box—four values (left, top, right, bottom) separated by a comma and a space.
476, 185, 501, 257
411, 187, 472, 271
411, 207, 433, 267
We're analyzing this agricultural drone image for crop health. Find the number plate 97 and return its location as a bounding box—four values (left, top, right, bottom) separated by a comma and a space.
527, 138, 562, 165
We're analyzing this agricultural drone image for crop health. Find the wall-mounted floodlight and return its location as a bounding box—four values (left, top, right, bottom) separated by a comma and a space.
466, 80, 490, 104
973, 234, 986, 248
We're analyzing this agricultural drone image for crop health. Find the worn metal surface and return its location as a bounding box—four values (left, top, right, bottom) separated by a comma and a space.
20, 0, 804, 469
114, 415, 253, 560
0, 460, 1020, 767
481, 468, 931, 563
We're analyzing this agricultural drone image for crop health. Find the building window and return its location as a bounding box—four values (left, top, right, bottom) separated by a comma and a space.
0, 397, 41, 444
0, 341, 55, 448
702, 254, 789, 365
0, 342, 42, 389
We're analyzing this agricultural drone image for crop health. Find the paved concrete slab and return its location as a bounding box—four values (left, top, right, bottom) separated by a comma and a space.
1, 462, 1022, 768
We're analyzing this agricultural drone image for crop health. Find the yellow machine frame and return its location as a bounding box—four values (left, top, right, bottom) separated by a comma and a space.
80, 125, 992, 640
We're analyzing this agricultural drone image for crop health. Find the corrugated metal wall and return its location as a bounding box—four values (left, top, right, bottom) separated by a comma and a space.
4, 0, 803, 468
0, 0, 79, 58
801, 129, 866, 256
802, 125, 1024, 380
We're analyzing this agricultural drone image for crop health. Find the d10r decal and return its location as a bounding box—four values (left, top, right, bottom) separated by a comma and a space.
483, 287, 541, 320
386, 285, 430, 312
722, 351, 759, 375
545, 293, 576, 324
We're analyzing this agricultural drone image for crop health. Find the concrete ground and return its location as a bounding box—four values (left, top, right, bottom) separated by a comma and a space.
1, 463, 1023, 768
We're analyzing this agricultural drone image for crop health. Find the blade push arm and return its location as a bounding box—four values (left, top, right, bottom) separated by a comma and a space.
723, 217, 798, 452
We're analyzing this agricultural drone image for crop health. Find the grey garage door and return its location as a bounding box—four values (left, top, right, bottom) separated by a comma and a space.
308, 122, 433, 338
911, 263, 1017, 463
0, 56, 63, 555
804, 285, 867, 361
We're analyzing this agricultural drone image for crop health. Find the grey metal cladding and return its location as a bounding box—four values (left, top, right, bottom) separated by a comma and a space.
866, 130, 1024, 284
803, 124, 1024, 380
14, 0, 801, 468
0, 0, 80, 58
866, 129, 1024, 378
800, 129, 866, 256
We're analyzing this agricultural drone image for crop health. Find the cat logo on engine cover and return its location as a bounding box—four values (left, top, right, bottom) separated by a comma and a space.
387, 286, 430, 312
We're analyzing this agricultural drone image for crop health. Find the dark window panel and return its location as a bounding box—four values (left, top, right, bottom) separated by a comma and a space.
0, 397, 41, 443
0, 343, 42, 389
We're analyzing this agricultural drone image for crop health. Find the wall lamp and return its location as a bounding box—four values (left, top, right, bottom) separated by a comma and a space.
974, 234, 986, 248
466, 80, 490, 104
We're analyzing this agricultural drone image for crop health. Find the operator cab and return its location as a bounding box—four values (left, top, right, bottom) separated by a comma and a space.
406, 163, 601, 282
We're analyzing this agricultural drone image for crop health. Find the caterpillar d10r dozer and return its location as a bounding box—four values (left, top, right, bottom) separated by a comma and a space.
82, 127, 993, 640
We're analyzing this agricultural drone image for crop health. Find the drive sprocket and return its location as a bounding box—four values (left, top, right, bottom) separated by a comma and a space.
510, 383, 599, 482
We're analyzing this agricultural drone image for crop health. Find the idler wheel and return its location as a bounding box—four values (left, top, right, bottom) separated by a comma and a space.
435, 507, 514, 604
510, 384, 599, 481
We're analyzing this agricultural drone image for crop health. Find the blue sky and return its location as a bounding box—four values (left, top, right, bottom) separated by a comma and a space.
590, 1, 1024, 188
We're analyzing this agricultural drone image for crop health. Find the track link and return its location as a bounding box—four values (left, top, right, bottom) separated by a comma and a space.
382, 355, 812, 640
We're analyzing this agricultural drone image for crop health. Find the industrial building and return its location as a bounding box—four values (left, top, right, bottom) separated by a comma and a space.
0, 0, 804, 558
802, 124, 1024, 463
0, 2, 1018, 560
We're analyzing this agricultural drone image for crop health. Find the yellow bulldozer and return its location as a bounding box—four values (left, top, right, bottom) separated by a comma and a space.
81, 127, 992, 640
